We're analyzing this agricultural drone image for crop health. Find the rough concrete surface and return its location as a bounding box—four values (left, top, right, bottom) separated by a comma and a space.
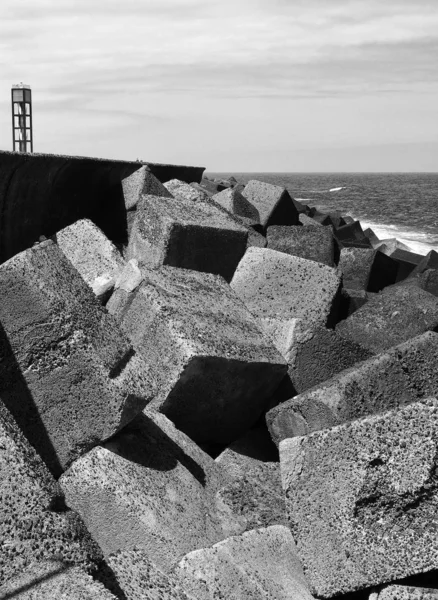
339, 248, 398, 292
231, 247, 342, 332
127, 193, 248, 282
122, 165, 172, 210
369, 586, 438, 600
0, 561, 117, 600
266, 225, 335, 266
0, 401, 106, 587
164, 178, 209, 202
56, 219, 125, 298
336, 285, 438, 353
176, 526, 314, 600
107, 265, 286, 444
280, 397, 438, 597
212, 187, 261, 223
59, 410, 246, 572
0, 241, 153, 475
267, 331, 438, 444
242, 180, 299, 229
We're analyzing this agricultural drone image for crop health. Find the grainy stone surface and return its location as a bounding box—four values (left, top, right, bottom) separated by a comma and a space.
370, 585, 438, 600
280, 398, 438, 597
176, 526, 314, 600
164, 178, 209, 202
127, 193, 248, 282
56, 219, 125, 298
267, 331, 438, 444
339, 248, 398, 292
0, 561, 117, 600
59, 410, 246, 573
212, 187, 260, 223
0, 242, 153, 476
107, 549, 203, 600
266, 225, 335, 266
299, 214, 323, 227
122, 165, 172, 210
107, 265, 286, 444
336, 285, 438, 353
0, 401, 106, 587
242, 180, 299, 229
409, 250, 438, 277
231, 248, 342, 333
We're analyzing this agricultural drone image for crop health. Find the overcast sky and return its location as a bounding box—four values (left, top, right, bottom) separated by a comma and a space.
0, 0, 437, 171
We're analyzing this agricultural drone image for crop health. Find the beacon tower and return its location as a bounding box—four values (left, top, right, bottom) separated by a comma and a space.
11, 83, 33, 153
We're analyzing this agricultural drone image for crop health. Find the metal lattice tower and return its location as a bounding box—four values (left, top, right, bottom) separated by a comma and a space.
11, 83, 33, 153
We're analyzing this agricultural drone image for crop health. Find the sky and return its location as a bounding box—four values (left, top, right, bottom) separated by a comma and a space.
0, 0, 437, 171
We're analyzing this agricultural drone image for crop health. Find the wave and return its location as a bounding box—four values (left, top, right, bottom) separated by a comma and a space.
329, 187, 345, 192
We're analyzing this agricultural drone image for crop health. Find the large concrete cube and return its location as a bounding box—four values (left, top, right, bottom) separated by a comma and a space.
107, 265, 286, 444
231, 247, 342, 332
127, 193, 247, 282
0, 242, 153, 475
175, 526, 313, 600
267, 225, 335, 266
280, 397, 438, 597
0, 401, 106, 587
60, 410, 246, 573
339, 247, 398, 292
267, 331, 438, 445
164, 178, 209, 201
242, 180, 299, 229
336, 285, 438, 353
212, 187, 260, 223
122, 165, 172, 210
56, 218, 125, 298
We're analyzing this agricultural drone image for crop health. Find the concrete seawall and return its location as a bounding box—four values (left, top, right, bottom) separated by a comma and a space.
0, 151, 204, 263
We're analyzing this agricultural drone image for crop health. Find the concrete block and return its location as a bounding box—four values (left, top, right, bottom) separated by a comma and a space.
212, 187, 260, 223
375, 238, 414, 255
336, 285, 438, 353
339, 248, 398, 292
370, 585, 438, 600
280, 397, 438, 596
107, 265, 286, 444
242, 180, 299, 229
266, 225, 335, 267
338, 287, 369, 319
122, 165, 172, 210
231, 247, 342, 333
56, 219, 125, 299
107, 549, 203, 600
0, 242, 153, 475
0, 561, 117, 599
392, 248, 424, 281
127, 193, 247, 282
299, 214, 323, 227
363, 227, 380, 245
164, 178, 209, 201
59, 410, 246, 573
409, 250, 438, 277
0, 401, 105, 587
176, 526, 314, 600
267, 331, 438, 445
335, 220, 366, 242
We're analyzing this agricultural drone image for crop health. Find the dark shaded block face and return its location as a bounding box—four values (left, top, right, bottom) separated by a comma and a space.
242, 180, 298, 230
280, 398, 438, 597
266, 225, 335, 267
335, 220, 365, 242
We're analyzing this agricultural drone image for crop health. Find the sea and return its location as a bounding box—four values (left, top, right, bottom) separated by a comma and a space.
207, 173, 438, 256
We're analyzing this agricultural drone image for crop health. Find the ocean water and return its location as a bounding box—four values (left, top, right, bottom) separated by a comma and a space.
207, 173, 438, 256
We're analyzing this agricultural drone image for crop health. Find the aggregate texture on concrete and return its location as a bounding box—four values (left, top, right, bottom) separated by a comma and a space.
280, 397, 438, 597
242, 180, 299, 230
266, 225, 335, 267
0, 241, 153, 475
176, 525, 314, 600
122, 165, 172, 211
262, 319, 372, 395
299, 214, 323, 227
107, 265, 286, 444
216, 440, 287, 529
127, 193, 248, 282
339, 248, 398, 292
400, 269, 438, 297
0, 151, 203, 263
59, 410, 246, 573
55, 219, 125, 299
409, 250, 438, 278
212, 187, 261, 223
369, 586, 438, 600
336, 284, 438, 353
164, 178, 209, 202
0, 401, 106, 587
107, 549, 202, 600
267, 331, 438, 444
0, 561, 117, 600
231, 247, 342, 333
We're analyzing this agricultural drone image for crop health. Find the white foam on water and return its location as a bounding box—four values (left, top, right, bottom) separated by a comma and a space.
359, 220, 437, 256
329, 187, 345, 192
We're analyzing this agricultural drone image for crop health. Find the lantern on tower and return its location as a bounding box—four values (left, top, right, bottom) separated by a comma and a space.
11, 83, 33, 153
